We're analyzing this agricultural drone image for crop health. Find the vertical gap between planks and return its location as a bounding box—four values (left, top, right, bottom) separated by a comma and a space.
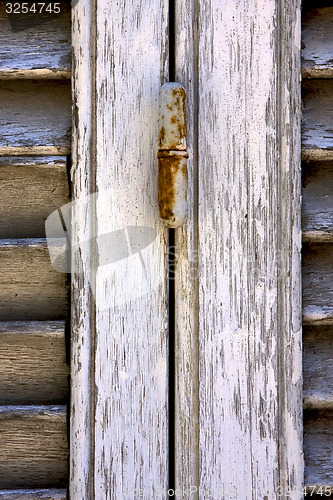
168, 0, 176, 491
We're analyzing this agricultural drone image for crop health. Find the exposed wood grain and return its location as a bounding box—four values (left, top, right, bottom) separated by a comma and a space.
303, 326, 333, 409
302, 231, 333, 243
302, 162, 333, 235
302, 149, 333, 163
0, 490, 66, 500
303, 243, 333, 324
71, 1, 169, 498
0, 81, 71, 155
302, 7, 333, 78
302, 160, 333, 246
0, 157, 70, 238
0, 239, 69, 321
175, 0, 303, 498
0, 3, 70, 79
0, 321, 68, 404
304, 411, 333, 488
302, 80, 333, 154
0, 406, 68, 489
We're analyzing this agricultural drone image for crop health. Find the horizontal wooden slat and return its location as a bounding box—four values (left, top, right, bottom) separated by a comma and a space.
302, 162, 333, 242
302, 80, 333, 155
0, 490, 66, 500
302, 7, 333, 78
303, 231, 333, 244
0, 321, 68, 404
0, 406, 68, 489
0, 157, 70, 238
0, 240, 69, 321
303, 243, 333, 324
0, 81, 71, 155
304, 410, 333, 489
302, 149, 333, 163
303, 326, 333, 410
0, 3, 70, 79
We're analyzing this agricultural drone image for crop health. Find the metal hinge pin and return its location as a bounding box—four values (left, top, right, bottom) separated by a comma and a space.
158, 82, 188, 228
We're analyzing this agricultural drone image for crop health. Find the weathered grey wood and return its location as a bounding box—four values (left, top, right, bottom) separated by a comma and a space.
0, 81, 71, 155
0, 490, 66, 500
302, 80, 333, 154
303, 326, 333, 409
304, 411, 333, 488
71, 0, 169, 498
0, 240, 69, 320
0, 406, 68, 488
302, 7, 333, 78
0, 3, 70, 79
0, 157, 70, 238
0, 321, 68, 404
303, 243, 333, 324
302, 162, 333, 242
175, 0, 303, 497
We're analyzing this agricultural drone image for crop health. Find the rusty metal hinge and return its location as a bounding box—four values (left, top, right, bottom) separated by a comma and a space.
158, 82, 188, 228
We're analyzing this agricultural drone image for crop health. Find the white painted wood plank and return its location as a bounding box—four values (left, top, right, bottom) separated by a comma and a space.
70, 2, 96, 497
174, 0, 199, 493
0, 3, 70, 79
0, 321, 68, 404
0, 81, 71, 155
0, 490, 67, 500
175, 0, 303, 497
302, 80, 333, 154
304, 411, 333, 488
0, 157, 69, 238
302, 7, 333, 78
0, 239, 69, 320
71, 1, 169, 498
303, 326, 333, 410
0, 406, 68, 489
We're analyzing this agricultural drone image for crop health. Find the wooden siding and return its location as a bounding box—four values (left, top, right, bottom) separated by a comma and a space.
0, 240, 69, 321
302, 1, 333, 493
0, 157, 70, 238
0, 406, 68, 489
0, 491, 67, 500
302, 7, 333, 79
302, 161, 333, 242
0, 322, 68, 405
0, 1, 71, 492
0, 2, 70, 79
0, 81, 71, 155
304, 411, 333, 490
303, 326, 333, 410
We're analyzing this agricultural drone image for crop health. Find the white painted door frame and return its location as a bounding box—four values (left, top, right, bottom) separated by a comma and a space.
71, 1, 303, 499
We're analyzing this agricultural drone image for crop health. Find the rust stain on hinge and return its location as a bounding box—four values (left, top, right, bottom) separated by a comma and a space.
158, 83, 188, 228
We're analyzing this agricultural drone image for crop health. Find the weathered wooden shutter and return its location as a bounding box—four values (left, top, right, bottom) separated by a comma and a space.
0, 3, 71, 497
302, 1, 333, 495
71, 0, 303, 498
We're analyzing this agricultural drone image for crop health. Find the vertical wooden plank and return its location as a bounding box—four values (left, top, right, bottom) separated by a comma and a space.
71, 1, 169, 498
71, 1, 95, 499
174, 0, 200, 494
174, 1, 303, 498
